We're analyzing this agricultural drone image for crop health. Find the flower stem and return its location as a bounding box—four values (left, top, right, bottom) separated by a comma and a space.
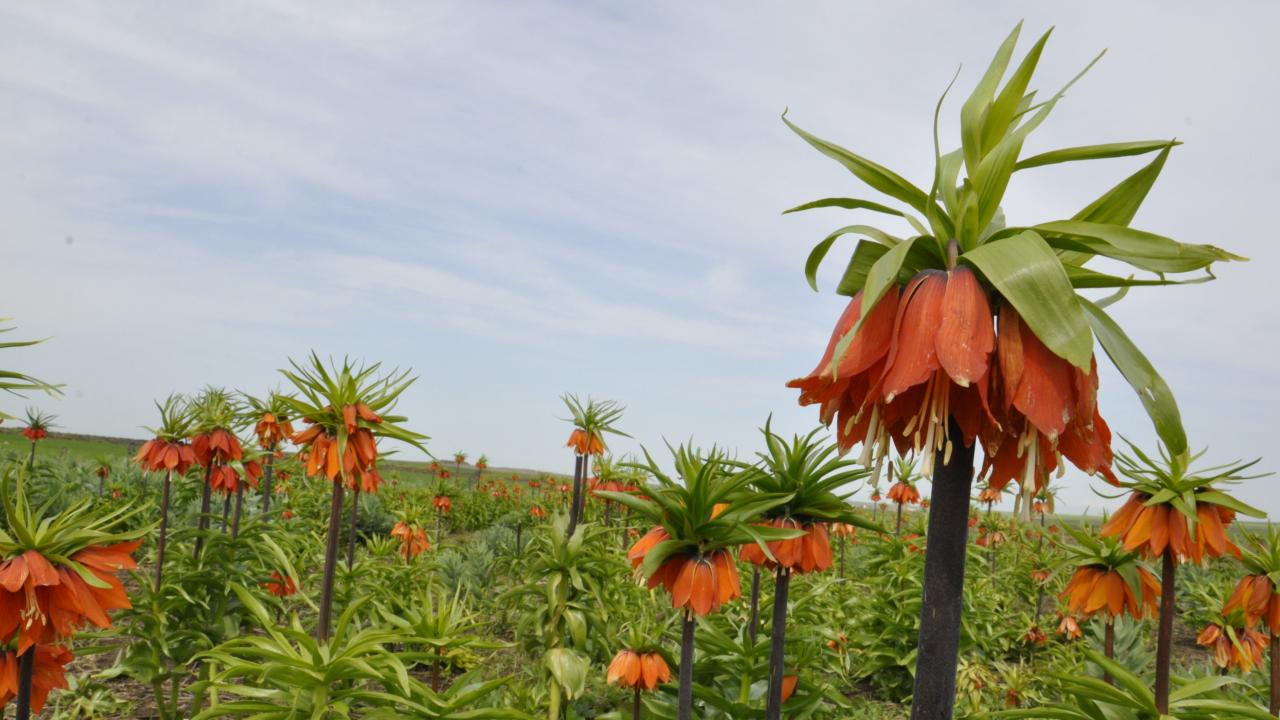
749, 567, 761, 646
1270, 633, 1279, 715
677, 610, 696, 720
155, 470, 171, 591
193, 462, 214, 559
14, 647, 34, 720
346, 484, 361, 570
909, 416, 976, 720
1155, 547, 1176, 714
633, 686, 642, 720
231, 485, 244, 538
317, 478, 345, 641
765, 567, 791, 720
568, 455, 584, 535
261, 453, 275, 514
1104, 620, 1115, 685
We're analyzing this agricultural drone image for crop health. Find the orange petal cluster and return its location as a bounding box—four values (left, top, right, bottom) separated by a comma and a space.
1060, 565, 1160, 621
20, 427, 48, 442
1023, 625, 1047, 646
254, 412, 295, 451
0, 644, 72, 713
830, 523, 858, 541
192, 429, 243, 466
788, 271, 1115, 497
1197, 623, 1267, 672
529, 505, 547, 519
739, 520, 833, 574
261, 571, 298, 598
1056, 614, 1082, 640
0, 541, 140, 654
433, 496, 453, 513
974, 529, 1006, 548
628, 530, 740, 616
1223, 574, 1280, 633
887, 482, 919, 506
566, 428, 605, 456
292, 413, 382, 493
1100, 492, 1240, 564
133, 439, 197, 474
605, 649, 670, 691
391, 522, 431, 560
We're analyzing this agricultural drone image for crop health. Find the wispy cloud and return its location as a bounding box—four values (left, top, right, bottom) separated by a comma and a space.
1, 1, 1276, 514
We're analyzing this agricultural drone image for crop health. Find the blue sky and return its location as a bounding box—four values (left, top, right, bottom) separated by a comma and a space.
3, 1, 1277, 514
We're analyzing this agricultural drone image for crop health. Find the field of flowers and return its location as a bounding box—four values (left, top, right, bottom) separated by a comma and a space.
1, 22, 1274, 720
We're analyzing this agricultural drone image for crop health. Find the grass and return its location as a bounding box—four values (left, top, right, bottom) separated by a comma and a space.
0, 428, 134, 464
0, 428, 567, 485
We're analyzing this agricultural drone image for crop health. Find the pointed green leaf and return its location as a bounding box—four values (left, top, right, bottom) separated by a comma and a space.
783, 197, 905, 217
961, 230, 1093, 369
1080, 299, 1186, 457
1016, 139, 1179, 171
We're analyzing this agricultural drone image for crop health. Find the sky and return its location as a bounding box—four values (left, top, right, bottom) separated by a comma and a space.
2, 1, 1277, 515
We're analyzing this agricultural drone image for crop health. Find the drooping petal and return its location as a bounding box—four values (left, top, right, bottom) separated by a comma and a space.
935, 266, 994, 387
881, 272, 947, 401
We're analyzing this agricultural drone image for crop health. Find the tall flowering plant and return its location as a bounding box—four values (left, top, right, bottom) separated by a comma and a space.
561, 394, 629, 535
19, 409, 55, 469
783, 24, 1242, 715
242, 391, 295, 515
1099, 442, 1264, 711
0, 467, 147, 718
598, 445, 800, 720
188, 388, 245, 559
280, 354, 428, 641
1057, 523, 1160, 677
132, 394, 195, 589
735, 421, 874, 720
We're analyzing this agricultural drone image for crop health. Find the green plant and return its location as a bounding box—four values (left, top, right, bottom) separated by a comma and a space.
783, 21, 1243, 716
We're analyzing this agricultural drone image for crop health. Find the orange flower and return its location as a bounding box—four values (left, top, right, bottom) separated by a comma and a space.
0, 540, 140, 654
566, 428, 605, 456
826, 633, 849, 653
192, 429, 243, 467
627, 528, 670, 570
830, 523, 858, 541
1223, 574, 1280, 631
1057, 614, 1082, 640
739, 519, 833, 574
391, 522, 431, 560
133, 439, 197, 474
887, 482, 920, 506
254, 413, 295, 451
605, 649, 670, 691
786, 272, 994, 473
1101, 492, 1240, 564
291, 420, 380, 485
1023, 625, 1047, 646
20, 427, 47, 442
1030, 568, 1051, 583
529, 505, 547, 519
281, 508, 295, 520
630, 532, 740, 616
781, 675, 799, 703
1197, 623, 1267, 672
433, 496, 453, 513
977, 487, 1001, 504
975, 529, 1006, 548
261, 571, 297, 597
790, 279, 1116, 499
0, 644, 73, 713
1060, 565, 1160, 621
